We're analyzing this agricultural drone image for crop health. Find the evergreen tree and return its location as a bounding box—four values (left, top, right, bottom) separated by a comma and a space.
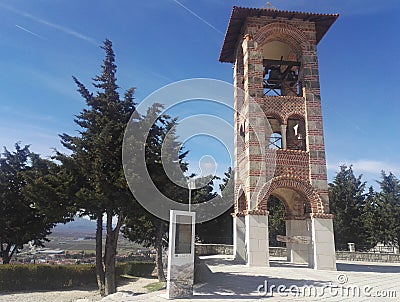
329, 165, 370, 250
0, 143, 74, 264
373, 172, 400, 248
195, 167, 234, 244
57, 39, 136, 296
267, 195, 286, 246
360, 186, 379, 247
123, 106, 189, 282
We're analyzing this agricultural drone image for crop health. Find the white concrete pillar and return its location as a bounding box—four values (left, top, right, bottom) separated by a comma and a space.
280, 124, 287, 149
245, 214, 269, 266
311, 218, 337, 270
286, 219, 310, 264
291, 220, 311, 263
285, 220, 292, 262
233, 216, 246, 263
348, 242, 355, 252
307, 219, 314, 268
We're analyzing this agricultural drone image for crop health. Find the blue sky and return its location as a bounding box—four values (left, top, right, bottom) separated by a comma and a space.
0, 0, 399, 189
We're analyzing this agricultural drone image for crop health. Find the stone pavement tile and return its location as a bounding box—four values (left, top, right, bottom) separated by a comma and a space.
117, 257, 400, 301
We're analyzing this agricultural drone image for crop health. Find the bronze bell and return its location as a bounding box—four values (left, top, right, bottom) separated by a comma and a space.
267, 67, 281, 84
286, 71, 298, 86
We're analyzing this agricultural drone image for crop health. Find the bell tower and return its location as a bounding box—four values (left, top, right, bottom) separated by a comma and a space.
220, 6, 338, 270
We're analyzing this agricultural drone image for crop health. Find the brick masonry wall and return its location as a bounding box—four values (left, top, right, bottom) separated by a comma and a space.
195, 244, 233, 256
195, 245, 400, 263
273, 149, 309, 181
261, 95, 306, 123
257, 176, 325, 215
233, 14, 331, 215
336, 251, 400, 263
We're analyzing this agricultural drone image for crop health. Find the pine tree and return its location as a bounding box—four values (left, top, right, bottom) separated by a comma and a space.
361, 186, 378, 247
57, 39, 136, 296
0, 143, 74, 264
267, 195, 286, 246
194, 167, 234, 244
123, 106, 189, 282
373, 172, 400, 248
329, 165, 370, 250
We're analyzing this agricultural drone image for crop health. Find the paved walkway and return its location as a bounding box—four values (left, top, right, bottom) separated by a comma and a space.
107, 255, 400, 301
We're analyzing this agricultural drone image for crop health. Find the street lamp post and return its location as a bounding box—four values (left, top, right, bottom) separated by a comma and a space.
188, 179, 196, 212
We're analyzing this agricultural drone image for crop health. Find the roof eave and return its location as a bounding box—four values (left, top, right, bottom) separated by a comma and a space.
219, 6, 339, 63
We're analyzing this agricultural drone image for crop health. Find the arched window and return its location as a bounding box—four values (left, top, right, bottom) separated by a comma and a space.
237, 192, 246, 212
286, 116, 306, 151
262, 41, 302, 97
269, 133, 282, 149
266, 116, 282, 149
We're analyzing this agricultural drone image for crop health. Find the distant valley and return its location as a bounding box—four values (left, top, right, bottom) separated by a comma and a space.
51, 217, 98, 236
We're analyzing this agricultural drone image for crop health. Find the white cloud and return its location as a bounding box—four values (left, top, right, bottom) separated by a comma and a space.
327, 159, 400, 175
0, 124, 65, 158
353, 160, 400, 175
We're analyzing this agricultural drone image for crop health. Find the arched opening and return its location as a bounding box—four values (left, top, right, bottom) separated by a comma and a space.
269, 133, 282, 149
237, 191, 246, 212
267, 195, 286, 247
286, 115, 306, 151
265, 187, 313, 266
266, 116, 282, 149
262, 41, 302, 97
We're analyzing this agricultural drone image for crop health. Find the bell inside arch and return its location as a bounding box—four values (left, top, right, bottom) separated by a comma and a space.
267, 67, 281, 84
286, 70, 298, 86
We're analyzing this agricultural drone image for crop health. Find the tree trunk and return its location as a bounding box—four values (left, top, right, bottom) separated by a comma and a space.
104, 211, 124, 296
104, 242, 116, 296
1, 244, 12, 264
156, 221, 166, 282
95, 215, 105, 296
397, 237, 400, 254
2, 253, 11, 264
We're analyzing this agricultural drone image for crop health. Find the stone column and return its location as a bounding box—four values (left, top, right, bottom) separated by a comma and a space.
233, 215, 246, 263
285, 220, 292, 262
311, 217, 336, 270
286, 219, 310, 264
245, 214, 269, 266
280, 124, 287, 149
241, 34, 266, 210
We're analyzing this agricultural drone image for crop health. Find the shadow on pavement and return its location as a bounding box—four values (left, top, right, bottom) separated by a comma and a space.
337, 262, 400, 274
194, 271, 328, 300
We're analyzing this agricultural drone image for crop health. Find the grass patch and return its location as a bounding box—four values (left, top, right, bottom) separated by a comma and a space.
144, 281, 166, 292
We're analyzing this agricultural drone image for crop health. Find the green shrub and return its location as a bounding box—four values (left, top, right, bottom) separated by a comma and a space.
117, 261, 155, 277
0, 261, 155, 291
0, 264, 96, 291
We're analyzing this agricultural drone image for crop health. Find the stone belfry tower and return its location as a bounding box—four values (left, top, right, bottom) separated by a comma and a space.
219, 6, 338, 270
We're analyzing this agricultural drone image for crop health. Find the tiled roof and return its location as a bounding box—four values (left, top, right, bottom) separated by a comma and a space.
219, 6, 339, 63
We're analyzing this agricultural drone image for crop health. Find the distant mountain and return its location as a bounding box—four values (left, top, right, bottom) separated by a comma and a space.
51, 217, 98, 236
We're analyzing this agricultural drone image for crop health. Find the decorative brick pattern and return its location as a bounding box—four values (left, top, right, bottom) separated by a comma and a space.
271, 149, 309, 181
225, 7, 338, 270
244, 209, 269, 216
232, 211, 247, 217
253, 21, 309, 55
232, 10, 332, 216
256, 176, 325, 214
261, 95, 306, 123
310, 213, 333, 219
